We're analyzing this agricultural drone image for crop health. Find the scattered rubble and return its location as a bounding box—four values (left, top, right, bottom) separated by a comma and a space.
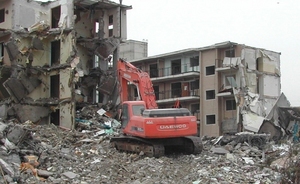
0, 110, 299, 183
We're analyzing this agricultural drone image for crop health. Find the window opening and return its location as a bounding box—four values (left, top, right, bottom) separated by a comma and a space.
51, 40, 60, 66
206, 66, 215, 75
149, 63, 158, 77
0, 43, 4, 57
206, 90, 215, 100
108, 15, 113, 37
0, 9, 5, 23
171, 82, 181, 98
225, 49, 235, 57
206, 115, 216, 124
171, 59, 181, 75
51, 6, 61, 28
50, 75, 59, 98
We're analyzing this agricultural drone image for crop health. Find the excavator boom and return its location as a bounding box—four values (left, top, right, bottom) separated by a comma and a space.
117, 59, 158, 109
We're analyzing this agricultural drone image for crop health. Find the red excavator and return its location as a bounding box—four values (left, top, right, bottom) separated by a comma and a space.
110, 59, 202, 157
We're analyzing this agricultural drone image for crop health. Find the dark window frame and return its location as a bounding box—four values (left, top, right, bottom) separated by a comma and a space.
206, 114, 216, 125
0, 9, 4, 23
0, 42, 4, 57
149, 63, 158, 78
206, 90, 215, 100
225, 49, 235, 57
206, 65, 215, 75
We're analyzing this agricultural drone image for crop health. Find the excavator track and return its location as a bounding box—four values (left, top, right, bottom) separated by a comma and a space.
110, 136, 165, 157
110, 136, 203, 157
183, 136, 203, 155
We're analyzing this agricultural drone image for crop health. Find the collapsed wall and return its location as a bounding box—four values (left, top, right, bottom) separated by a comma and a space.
0, 0, 131, 129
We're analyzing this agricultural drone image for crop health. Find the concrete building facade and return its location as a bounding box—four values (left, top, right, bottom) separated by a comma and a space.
129, 41, 281, 137
0, 0, 131, 129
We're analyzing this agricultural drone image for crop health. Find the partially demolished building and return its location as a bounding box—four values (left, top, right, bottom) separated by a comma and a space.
0, 0, 297, 141
128, 41, 295, 139
0, 0, 131, 129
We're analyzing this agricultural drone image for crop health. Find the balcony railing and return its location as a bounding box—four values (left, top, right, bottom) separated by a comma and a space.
127, 88, 200, 101
157, 88, 200, 100
147, 63, 200, 78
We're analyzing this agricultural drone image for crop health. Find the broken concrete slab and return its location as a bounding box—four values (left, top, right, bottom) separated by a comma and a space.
4, 41, 19, 62
210, 146, 230, 155
6, 124, 30, 145
0, 158, 14, 176
242, 112, 265, 132
3, 78, 28, 103
38, 169, 54, 177
18, 72, 42, 93
62, 171, 78, 179
12, 104, 51, 123
32, 37, 44, 50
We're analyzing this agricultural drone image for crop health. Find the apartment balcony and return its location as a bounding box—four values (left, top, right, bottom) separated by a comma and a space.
156, 88, 200, 104
215, 58, 240, 73
148, 64, 200, 83
216, 88, 234, 97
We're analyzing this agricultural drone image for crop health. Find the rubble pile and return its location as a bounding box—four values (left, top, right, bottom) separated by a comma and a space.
0, 118, 299, 183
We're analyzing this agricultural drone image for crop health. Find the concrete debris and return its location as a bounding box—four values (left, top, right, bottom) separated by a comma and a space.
210, 147, 229, 155
0, 120, 298, 183
0, 158, 15, 176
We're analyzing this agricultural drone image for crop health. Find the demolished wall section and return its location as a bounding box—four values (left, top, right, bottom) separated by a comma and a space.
0, 0, 128, 129
12, 0, 74, 30
237, 47, 284, 138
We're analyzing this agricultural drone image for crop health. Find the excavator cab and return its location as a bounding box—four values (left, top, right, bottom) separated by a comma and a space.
120, 104, 129, 128
120, 101, 146, 128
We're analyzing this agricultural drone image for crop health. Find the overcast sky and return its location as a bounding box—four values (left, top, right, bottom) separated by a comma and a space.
119, 0, 300, 106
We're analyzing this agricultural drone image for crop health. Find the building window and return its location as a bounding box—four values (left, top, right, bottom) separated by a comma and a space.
149, 63, 158, 77
109, 15, 113, 25
171, 59, 181, 75
51, 6, 61, 28
0, 43, 4, 57
206, 90, 215, 100
171, 82, 181, 98
226, 99, 236, 110
225, 49, 235, 57
190, 56, 199, 67
0, 9, 4, 23
51, 40, 60, 66
206, 65, 215, 75
206, 115, 216, 124
109, 15, 113, 37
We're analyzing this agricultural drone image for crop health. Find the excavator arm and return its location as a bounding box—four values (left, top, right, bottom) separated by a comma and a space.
117, 59, 158, 109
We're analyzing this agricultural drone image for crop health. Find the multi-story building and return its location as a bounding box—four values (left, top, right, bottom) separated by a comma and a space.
0, 0, 131, 129
129, 41, 281, 137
